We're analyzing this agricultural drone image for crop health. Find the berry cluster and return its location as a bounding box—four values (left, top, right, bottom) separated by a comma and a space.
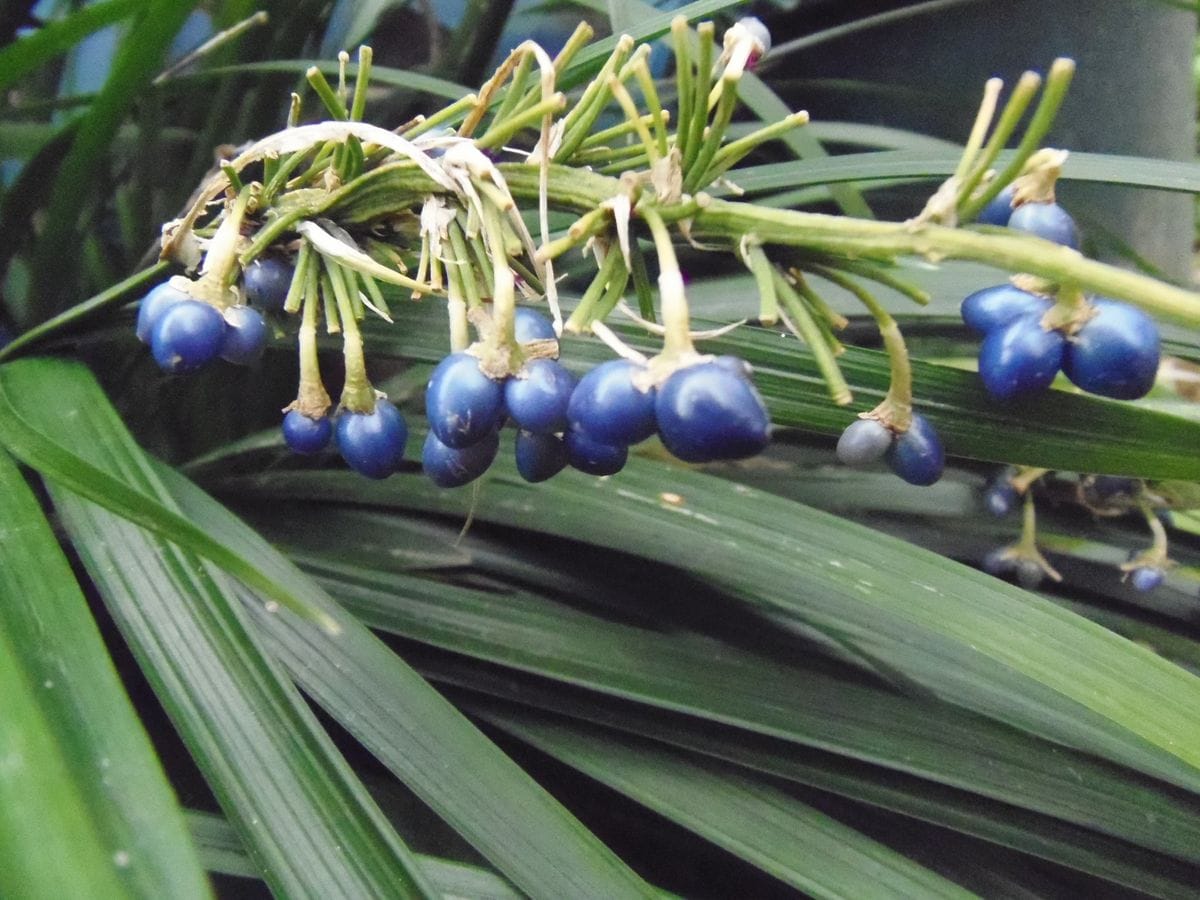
964, 197, 1160, 402
136, 280, 269, 373
836, 414, 945, 486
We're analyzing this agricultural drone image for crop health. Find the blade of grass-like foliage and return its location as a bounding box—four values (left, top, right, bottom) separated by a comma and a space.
0, 622, 131, 900
482, 710, 974, 899
150, 463, 661, 899
180, 61, 470, 101
28, 0, 199, 316
353, 303, 1200, 479
186, 810, 523, 898
209, 446, 1200, 795
0, 451, 211, 898
256, 520, 1200, 871
0, 0, 139, 94
0, 357, 336, 630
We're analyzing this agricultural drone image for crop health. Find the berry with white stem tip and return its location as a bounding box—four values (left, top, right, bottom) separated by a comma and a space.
960, 284, 1051, 336
150, 300, 227, 374
1061, 299, 1160, 400
513, 307, 557, 343
976, 185, 1016, 227
243, 257, 294, 310
885, 414, 944, 486
337, 399, 408, 479
425, 352, 506, 449
836, 418, 892, 467
1130, 566, 1165, 593
1008, 201, 1080, 249
219, 305, 268, 365
422, 430, 499, 488
504, 359, 576, 434
282, 410, 332, 454
655, 358, 771, 463
136, 281, 190, 343
977, 314, 1066, 400
567, 359, 658, 447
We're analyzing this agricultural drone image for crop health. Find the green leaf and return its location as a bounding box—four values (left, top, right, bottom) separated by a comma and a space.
207, 448, 1200, 796
186, 810, 523, 898
482, 710, 974, 899
0, 451, 211, 898
0, 0, 139, 95
151, 463, 661, 900
0, 356, 337, 630
181, 60, 470, 102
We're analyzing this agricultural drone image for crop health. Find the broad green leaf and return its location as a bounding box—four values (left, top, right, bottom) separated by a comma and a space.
257, 517, 1200, 873
151, 463, 660, 900
0, 0, 139, 95
0, 451, 211, 899
354, 302, 1200, 479
482, 710, 974, 899
0, 356, 337, 630
208, 448, 1200, 795
0, 621, 130, 900
186, 811, 523, 898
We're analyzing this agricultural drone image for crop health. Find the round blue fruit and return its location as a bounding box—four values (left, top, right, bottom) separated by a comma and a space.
836, 418, 893, 467
886, 413, 944, 486
1130, 566, 1165, 593
978, 314, 1066, 400
504, 359, 576, 434
961, 284, 1051, 336
513, 307, 557, 342
422, 430, 499, 488
655, 360, 771, 463
136, 281, 190, 343
515, 430, 568, 483
219, 305, 268, 365
564, 427, 627, 476
976, 185, 1015, 226
150, 300, 226, 374
282, 410, 332, 454
567, 359, 657, 446
1062, 299, 1160, 400
984, 480, 1018, 517
1009, 201, 1080, 249
337, 399, 408, 479
243, 257, 294, 310
425, 352, 506, 449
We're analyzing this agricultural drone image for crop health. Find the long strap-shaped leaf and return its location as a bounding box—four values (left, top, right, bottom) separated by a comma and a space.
213, 453, 1200, 794
153, 464, 660, 900
0, 451, 211, 898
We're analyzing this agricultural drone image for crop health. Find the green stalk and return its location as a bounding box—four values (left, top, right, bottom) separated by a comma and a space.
642, 207, 693, 358
630, 61, 670, 158
701, 111, 809, 186
958, 71, 1042, 209
684, 74, 738, 194
476, 93, 566, 150
742, 241, 779, 325
283, 241, 313, 315
671, 16, 696, 163
326, 262, 375, 412
447, 220, 482, 309
565, 247, 626, 332
305, 65, 348, 120
293, 275, 332, 418
628, 239, 656, 322
349, 46, 373, 122
682, 22, 715, 173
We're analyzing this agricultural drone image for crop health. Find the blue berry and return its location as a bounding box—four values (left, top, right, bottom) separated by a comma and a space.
836, 418, 892, 467
513, 307, 557, 342
978, 314, 1066, 400
961, 284, 1051, 336
282, 410, 332, 454
982, 548, 1013, 576
515, 430, 568, 483
150, 300, 226, 374
1015, 559, 1046, 590
984, 480, 1018, 517
422, 430, 499, 488
1091, 475, 1138, 500
567, 359, 657, 446
425, 352, 505, 449
1130, 566, 1165, 593
504, 359, 576, 434
564, 427, 627, 476
1009, 201, 1079, 249
655, 359, 771, 463
1062, 299, 1160, 400
976, 185, 1016, 226
886, 413, 944, 486
219, 305, 268, 365
136, 281, 190, 343
243, 257, 294, 310
337, 399, 408, 479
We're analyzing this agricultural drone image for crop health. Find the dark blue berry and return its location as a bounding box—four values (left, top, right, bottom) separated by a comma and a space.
504, 359, 576, 434
1130, 566, 1165, 593
836, 418, 893, 467
422, 430, 499, 487
982, 548, 1013, 576
1015, 559, 1046, 590
1009, 201, 1079, 249
961, 284, 1051, 336
1091, 475, 1138, 500
886, 413, 944, 486
565, 427, 627, 476
655, 359, 771, 463
1062, 299, 1160, 400
136, 281, 190, 343
984, 480, 1018, 517
976, 185, 1015, 226
150, 300, 226, 374
513, 307, 557, 342
425, 352, 505, 449
243, 257, 294, 310
219, 305, 268, 365
567, 359, 657, 446
282, 410, 332, 454
978, 314, 1066, 400
515, 430, 568, 483
337, 399, 408, 479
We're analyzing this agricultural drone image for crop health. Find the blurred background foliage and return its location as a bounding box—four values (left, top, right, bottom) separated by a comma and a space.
3, 1, 1200, 897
